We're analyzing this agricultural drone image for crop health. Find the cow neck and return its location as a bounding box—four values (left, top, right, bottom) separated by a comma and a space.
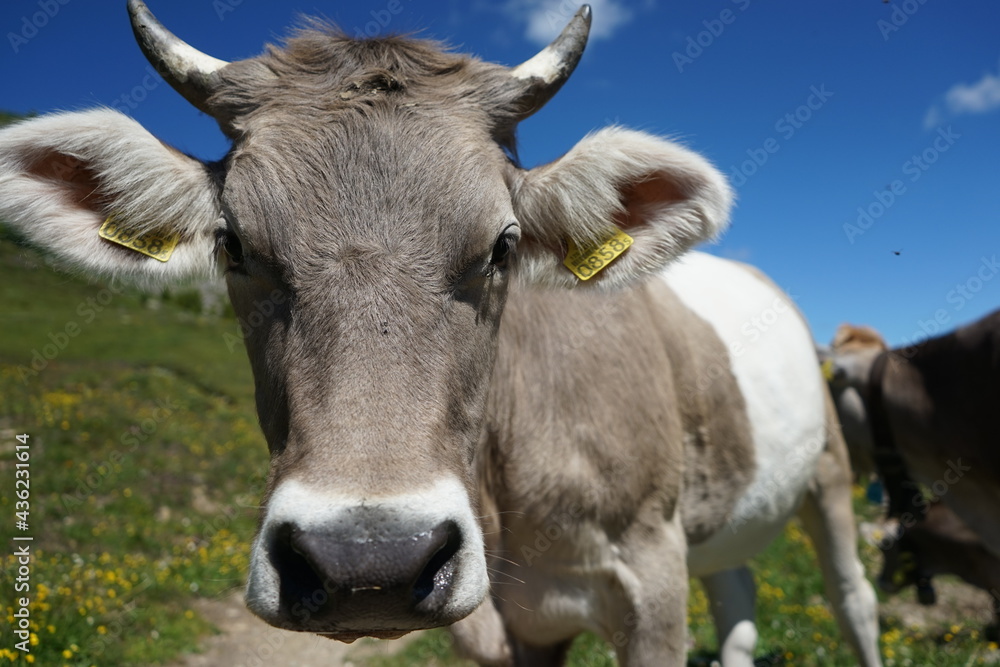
865, 350, 926, 522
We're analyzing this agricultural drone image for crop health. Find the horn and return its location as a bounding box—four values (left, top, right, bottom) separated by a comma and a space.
127, 0, 229, 115
509, 5, 591, 120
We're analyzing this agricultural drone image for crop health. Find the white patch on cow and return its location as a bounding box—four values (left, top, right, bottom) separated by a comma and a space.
660, 252, 827, 576
246, 476, 488, 624
511, 46, 563, 84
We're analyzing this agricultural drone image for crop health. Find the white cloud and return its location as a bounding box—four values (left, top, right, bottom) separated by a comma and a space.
507, 0, 636, 45
924, 60, 1000, 128
944, 69, 1000, 115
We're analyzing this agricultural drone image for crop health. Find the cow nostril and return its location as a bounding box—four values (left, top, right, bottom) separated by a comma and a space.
271, 523, 326, 607
413, 521, 461, 605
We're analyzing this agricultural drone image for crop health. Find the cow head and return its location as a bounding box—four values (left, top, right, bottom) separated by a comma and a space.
824, 323, 888, 391
820, 323, 889, 479
0, 1, 732, 639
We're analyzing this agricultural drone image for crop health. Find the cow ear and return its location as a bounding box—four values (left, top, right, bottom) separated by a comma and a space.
510, 127, 733, 288
0, 109, 223, 287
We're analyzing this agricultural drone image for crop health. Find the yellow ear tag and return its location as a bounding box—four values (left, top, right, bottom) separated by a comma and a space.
98, 215, 180, 263
820, 358, 835, 382
562, 228, 634, 281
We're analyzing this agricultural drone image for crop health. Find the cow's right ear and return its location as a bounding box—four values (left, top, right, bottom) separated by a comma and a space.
0, 109, 223, 287
509, 127, 733, 290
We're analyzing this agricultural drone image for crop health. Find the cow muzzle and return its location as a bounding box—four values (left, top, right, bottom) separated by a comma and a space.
245, 478, 488, 639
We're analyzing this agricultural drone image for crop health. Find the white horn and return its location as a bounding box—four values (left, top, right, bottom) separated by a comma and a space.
127, 0, 229, 115
509, 5, 592, 120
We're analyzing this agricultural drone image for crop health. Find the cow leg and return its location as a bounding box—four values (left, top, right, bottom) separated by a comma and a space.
797, 424, 882, 667
610, 513, 689, 666
700, 566, 757, 667
799, 488, 881, 666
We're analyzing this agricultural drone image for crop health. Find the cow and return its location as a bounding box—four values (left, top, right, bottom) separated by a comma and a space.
823, 315, 1000, 559
0, 2, 881, 665
824, 315, 1000, 643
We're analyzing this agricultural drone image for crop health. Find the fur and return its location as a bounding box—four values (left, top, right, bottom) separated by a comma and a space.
0, 109, 222, 287
512, 127, 734, 290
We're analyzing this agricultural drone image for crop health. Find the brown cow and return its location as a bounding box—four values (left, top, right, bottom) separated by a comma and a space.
824, 313, 1000, 559
0, 3, 881, 665
824, 313, 1000, 643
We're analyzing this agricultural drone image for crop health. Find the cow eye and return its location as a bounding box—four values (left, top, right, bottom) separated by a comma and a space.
216, 230, 245, 271
489, 227, 519, 272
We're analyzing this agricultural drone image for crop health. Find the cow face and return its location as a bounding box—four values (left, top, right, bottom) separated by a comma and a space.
824, 323, 888, 391
821, 323, 890, 479
0, 1, 732, 639
223, 93, 520, 638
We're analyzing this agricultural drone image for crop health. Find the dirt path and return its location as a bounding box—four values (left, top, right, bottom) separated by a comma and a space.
166, 592, 419, 667
879, 577, 998, 637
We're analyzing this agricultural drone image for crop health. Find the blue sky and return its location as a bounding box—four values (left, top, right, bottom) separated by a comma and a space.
2, 0, 999, 346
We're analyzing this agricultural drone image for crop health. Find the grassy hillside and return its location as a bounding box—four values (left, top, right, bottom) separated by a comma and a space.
0, 240, 261, 666
0, 236, 995, 665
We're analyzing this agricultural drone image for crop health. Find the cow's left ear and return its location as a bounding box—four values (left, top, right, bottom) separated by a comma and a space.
0, 109, 223, 288
510, 127, 733, 288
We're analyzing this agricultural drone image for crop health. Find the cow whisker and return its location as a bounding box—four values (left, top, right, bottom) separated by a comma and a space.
486, 568, 525, 584
484, 553, 521, 568
476, 510, 525, 519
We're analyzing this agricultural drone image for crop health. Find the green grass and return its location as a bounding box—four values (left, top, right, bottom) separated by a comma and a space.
1, 237, 997, 665
0, 240, 262, 666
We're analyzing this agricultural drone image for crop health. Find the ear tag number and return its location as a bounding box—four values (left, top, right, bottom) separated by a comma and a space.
98, 215, 180, 263
563, 228, 634, 281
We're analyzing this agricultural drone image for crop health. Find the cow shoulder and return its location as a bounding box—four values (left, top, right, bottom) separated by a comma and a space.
485, 272, 754, 545
485, 281, 685, 527
641, 277, 756, 544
